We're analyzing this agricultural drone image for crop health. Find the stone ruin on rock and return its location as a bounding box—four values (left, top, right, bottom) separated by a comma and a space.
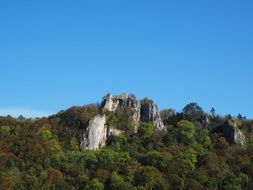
81, 93, 166, 150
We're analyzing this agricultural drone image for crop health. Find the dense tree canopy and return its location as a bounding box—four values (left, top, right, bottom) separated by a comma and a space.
0, 100, 252, 190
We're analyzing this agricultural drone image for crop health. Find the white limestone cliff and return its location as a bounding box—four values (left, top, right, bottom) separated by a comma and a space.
81, 115, 107, 150
103, 93, 141, 131
81, 93, 166, 150
140, 99, 166, 131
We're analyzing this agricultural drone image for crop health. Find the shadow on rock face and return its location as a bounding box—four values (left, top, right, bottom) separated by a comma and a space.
212, 120, 246, 146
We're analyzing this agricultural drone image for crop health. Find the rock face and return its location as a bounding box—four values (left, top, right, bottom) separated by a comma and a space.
82, 93, 166, 150
140, 99, 165, 131
102, 93, 141, 131
103, 93, 165, 131
213, 120, 246, 146
81, 115, 107, 150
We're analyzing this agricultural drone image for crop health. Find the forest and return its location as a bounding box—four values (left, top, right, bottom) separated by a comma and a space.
0, 96, 252, 190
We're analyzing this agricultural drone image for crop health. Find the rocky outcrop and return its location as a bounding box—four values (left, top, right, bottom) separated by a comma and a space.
108, 128, 123, 137
103, 93, 165, 131
81, 114, 124, 150
102, 93, 141, 131
213, 120, 246, 146
81, 115, 107, 150
81, 93, 165, 150
140, 99, 166, 131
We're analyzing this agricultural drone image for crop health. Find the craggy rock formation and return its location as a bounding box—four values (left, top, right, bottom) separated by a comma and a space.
82, 93, 166, 150
81, 115, 107, 150
102, 93, 141, 131
213, 120, 246, 146
140, 98, 165, 131
103, 93, 165, 131
81, 114, 123, 150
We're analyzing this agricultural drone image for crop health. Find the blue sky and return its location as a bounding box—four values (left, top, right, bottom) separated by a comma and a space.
0, 0, 252, 118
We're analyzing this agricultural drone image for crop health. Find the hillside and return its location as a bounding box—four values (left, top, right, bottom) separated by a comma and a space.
0, 93, 252, 190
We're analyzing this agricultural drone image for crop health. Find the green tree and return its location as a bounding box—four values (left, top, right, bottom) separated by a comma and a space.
170, 174, 185, 190
85, 178, 103, 190
97, 149, 116, 169
70, 137, 79, 151
39, 127, 53, 140
178, 148, 197, 176
134, 166, 169, 190
138, 123, 155, 144
176, 120, 195, 144
210, 107, 216, 117
196, 129, 211, 148
49, 139, 61, 153
0, 126, 10, 138
110, 172, 134, 190
183, 103, 204, 122
145, 151, 167, 171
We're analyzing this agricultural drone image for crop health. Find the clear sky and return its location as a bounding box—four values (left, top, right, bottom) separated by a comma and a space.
0, 0, 252, 118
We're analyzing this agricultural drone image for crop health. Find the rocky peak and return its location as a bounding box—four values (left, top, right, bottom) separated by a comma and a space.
81, 93, 166, 150
213, 120, 246, 146
102, 93, 139, 111
102, 93, 165, 131
102, 93, 141, 131
140, 98, 166, 131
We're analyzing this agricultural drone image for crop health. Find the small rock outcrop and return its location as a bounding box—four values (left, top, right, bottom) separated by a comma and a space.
81, 115, 107, 150
140, 98, 166, 131
82, 93, 166, 150
213, 120, 246, 146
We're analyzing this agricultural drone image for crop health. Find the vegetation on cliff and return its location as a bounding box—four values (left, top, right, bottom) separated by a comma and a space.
0, 99, 252, 190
